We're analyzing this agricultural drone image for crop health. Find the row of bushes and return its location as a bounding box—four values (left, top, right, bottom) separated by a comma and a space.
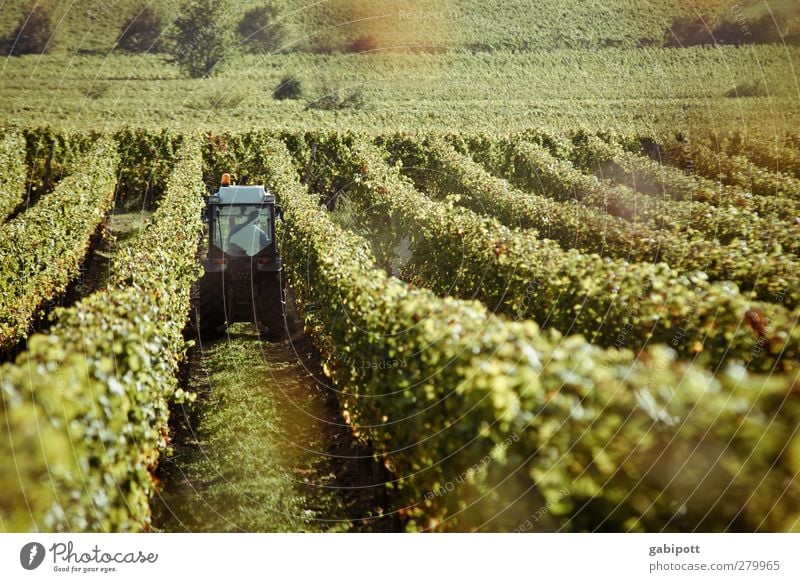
19, 127, 187, 210
655, 134, 800, 204
330, 139, 800, 373
496, 139, 797, 260
0, 132, 26, 221
260, 136, 800, 532
400, 137, 800, 310
114, 128, 186, 210
0, 139, 118, 352
572, 134, 800, 221
0, 139, 204, 531
449, 129, 799, 248
722, 133, 800, 179
20, 128, 97, 205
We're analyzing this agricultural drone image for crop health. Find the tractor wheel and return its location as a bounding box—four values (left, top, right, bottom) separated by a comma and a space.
196, 273, 227, 341
258, 274, 286, 342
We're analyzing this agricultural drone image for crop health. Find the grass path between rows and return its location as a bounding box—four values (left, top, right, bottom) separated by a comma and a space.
152, 321, 399, 532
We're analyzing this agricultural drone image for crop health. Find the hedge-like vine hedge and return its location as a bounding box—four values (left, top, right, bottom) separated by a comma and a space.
0, 132, 26, 221
412, 137, 800, 309
338, 140, 800, 373
572, 134, 800, 222
656, 134, 800, 207
505, 139, 798, 257
262, 137, 800, 532
0, 139, 204, 532
0, 139, 118, 351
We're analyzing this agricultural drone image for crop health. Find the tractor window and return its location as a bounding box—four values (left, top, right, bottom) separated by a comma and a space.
212, 206, 273, 257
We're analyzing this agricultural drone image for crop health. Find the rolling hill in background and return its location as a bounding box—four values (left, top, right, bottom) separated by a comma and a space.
2, 0, 798, 55
1, 0, 798, 132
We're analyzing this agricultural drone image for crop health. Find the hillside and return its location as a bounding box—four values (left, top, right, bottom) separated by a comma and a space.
1, 46, 797, 134
2, 0, 797, 54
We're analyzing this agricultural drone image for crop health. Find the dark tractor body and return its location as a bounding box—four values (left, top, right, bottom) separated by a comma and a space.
196, 178, 285, 341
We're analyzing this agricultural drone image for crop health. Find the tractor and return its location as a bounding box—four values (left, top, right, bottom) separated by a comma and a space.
195, 173, 285, 341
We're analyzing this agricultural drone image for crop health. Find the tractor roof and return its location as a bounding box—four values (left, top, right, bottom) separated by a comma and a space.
215, 185, 275, 205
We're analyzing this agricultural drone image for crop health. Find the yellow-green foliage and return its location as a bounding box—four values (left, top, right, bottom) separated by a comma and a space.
333, 139, 800, 373
261, 136, 800, 532
0, 139, 204, 532
658, 133, 800, 201
2, 46, 799, 134
0, 132, 25, 221
420, 136, 800, 307
0, 139, 117, 351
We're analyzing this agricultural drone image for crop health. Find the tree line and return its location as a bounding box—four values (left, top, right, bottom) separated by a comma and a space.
3, 0, 288, 78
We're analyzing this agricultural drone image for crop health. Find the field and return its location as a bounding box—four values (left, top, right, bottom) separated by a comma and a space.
3, 47, 800, 134
1, 0, 800, 534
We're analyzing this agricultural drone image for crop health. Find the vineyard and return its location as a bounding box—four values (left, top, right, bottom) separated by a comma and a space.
1, 126, 798, 533
3, 46, 800, 133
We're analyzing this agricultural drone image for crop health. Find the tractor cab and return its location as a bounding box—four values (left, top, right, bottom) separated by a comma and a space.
204, 175, 282, 272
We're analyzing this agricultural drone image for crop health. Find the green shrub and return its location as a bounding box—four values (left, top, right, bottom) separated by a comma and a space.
6, 1, 54, 55
273, 75, 303, 100
238, 3, 288, 53
305, 85, 367, 111
725, 79, 768, 98
170, 0, 237, 78
186, 88, 247, 110
347, 34, 379, 53
117, 5, 165, 53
